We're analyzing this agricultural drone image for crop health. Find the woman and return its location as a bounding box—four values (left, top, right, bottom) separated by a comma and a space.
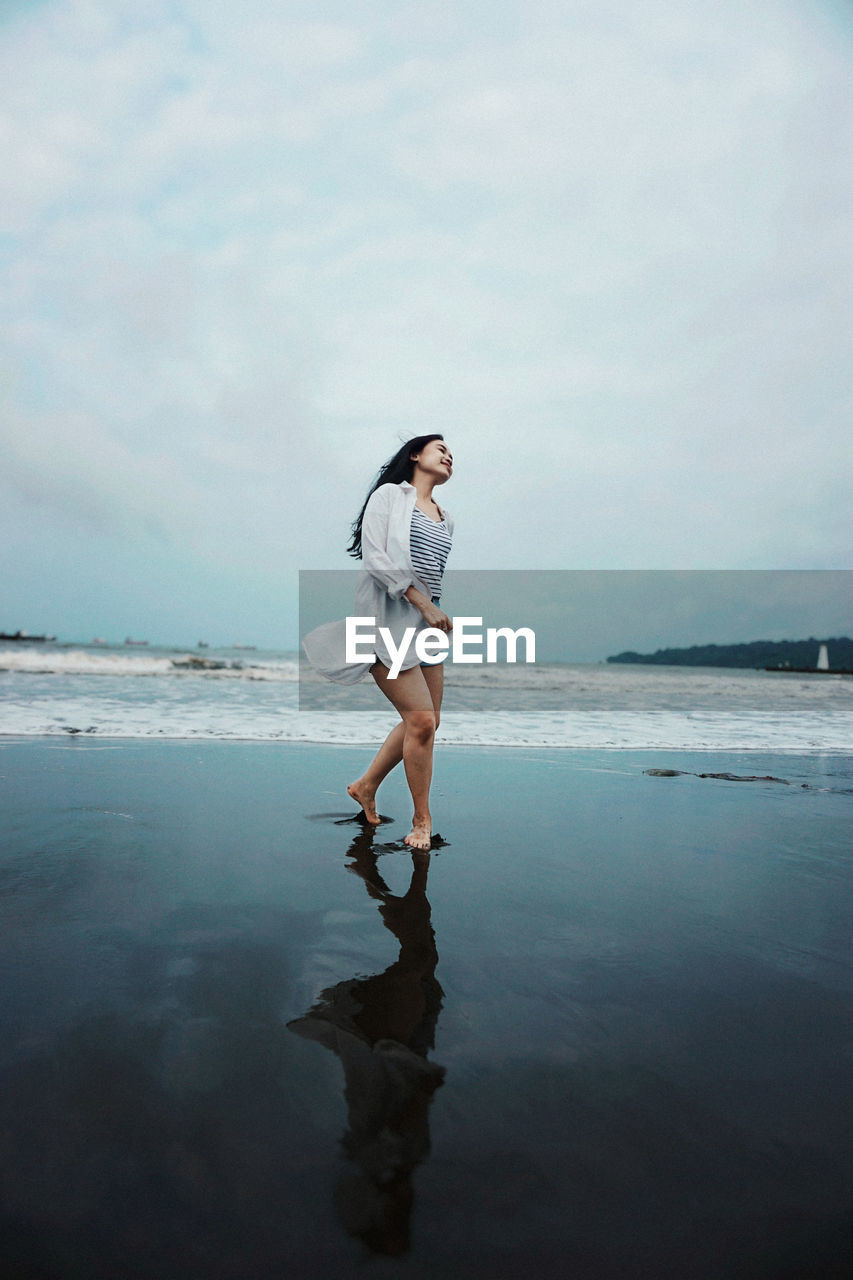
303, 435, 454, 850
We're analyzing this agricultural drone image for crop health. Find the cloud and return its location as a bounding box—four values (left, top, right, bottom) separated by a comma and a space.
1, 0, 851, 642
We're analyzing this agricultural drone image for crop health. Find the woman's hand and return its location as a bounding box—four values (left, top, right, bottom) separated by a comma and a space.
420, 601, 452, 632
405, 586, 452, 632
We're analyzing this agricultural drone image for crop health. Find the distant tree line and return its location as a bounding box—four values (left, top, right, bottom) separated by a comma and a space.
606, 637, 853, 669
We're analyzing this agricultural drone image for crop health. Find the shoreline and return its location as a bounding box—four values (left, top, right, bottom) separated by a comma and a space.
3, 732, 851, 752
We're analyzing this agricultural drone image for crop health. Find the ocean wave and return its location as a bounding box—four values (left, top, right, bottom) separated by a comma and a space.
2, 657, 851, 750
0, 648, 298, 681
2, 705, 851, 751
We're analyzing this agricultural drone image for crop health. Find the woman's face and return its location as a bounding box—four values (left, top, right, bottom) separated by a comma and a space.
412, 439, 453, 483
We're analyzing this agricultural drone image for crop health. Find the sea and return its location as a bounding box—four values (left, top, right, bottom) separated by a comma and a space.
2, 639, 851, 751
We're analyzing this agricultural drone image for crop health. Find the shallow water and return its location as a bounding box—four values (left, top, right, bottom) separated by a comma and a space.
1, 741, 851, 1278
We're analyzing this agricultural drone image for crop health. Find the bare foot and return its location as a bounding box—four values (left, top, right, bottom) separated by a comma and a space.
347, 779, 380, 825
404, 818, 432, 850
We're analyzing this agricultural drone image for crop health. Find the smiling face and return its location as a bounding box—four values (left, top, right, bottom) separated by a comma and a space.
411, 438, 453, 483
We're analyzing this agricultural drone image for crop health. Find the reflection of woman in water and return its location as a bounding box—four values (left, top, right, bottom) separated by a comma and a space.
288, 826, 445, 1256
304, 436, 454, 849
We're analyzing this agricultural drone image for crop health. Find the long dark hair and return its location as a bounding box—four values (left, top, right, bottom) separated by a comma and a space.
347, 434, 444, 559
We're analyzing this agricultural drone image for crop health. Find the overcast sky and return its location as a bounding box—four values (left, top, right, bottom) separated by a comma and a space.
1, 0, 851, 648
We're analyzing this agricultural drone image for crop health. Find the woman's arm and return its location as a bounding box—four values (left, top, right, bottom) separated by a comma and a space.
404, 501, 453, 630
404, 585, 452, 631
360, 485, 413, 599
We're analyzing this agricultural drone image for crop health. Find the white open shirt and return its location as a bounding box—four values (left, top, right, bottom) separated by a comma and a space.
301, 480, 454, 684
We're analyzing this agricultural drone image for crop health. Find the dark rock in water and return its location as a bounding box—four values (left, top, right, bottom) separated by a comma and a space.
697, 772, 789, 784
171, 655, 227, 671
645, 768, 789, 785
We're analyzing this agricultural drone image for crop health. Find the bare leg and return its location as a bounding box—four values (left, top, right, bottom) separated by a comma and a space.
347, 721, 403, 824
366, 662, 441, 849
348, 663, 444, 830
421, 662, 444, 728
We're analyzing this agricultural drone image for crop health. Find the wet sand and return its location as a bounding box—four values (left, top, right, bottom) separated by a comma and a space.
1, 738, 852, 1279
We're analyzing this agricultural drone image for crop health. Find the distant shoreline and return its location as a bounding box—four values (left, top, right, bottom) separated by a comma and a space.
607, 636, 853, 670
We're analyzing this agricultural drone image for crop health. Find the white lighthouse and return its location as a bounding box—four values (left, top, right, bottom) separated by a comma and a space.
817, 643, 830, 671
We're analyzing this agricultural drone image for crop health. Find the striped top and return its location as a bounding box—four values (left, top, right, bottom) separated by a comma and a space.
410, 505, 452, 601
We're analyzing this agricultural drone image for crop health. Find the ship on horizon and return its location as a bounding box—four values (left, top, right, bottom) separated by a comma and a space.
0, 630, 57, 643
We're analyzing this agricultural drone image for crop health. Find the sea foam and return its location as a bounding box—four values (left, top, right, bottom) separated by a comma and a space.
0, 648, 298, 681
1, 649, 851, 749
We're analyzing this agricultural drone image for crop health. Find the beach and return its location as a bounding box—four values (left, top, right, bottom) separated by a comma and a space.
1, 737, 851, 1278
